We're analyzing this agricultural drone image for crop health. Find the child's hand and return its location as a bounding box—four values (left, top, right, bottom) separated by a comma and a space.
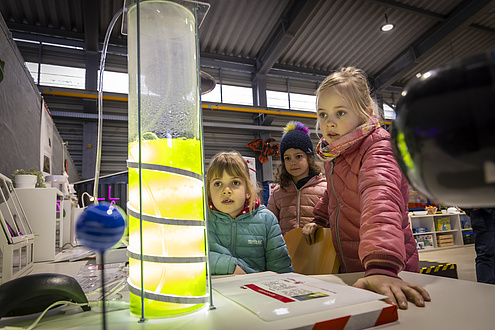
233, 265, 247, 275
352, 275, 431, 309
302, 223, 318, 245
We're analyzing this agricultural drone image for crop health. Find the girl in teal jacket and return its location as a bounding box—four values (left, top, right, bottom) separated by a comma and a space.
206, 151, 293, 275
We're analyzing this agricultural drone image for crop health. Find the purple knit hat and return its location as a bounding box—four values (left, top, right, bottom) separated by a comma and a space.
279, 121, 314, 157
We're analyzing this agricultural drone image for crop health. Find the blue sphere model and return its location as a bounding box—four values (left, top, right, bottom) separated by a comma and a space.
76, 202, 126, 253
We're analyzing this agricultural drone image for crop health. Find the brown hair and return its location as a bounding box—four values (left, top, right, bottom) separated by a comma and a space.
206, 151, 259, 211
275, 153, 321, 189
316, 67, 378, 133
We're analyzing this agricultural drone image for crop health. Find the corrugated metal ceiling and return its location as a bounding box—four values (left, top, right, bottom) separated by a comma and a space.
2, 0, 495, 97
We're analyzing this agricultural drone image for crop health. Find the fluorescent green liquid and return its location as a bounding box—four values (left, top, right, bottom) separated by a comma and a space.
128, 137, 202, 175
129, 260, 207, 317
128, 137, 206, 317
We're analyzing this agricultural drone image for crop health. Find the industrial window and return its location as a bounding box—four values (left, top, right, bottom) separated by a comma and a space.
25, 62, 85, 89
289, 93, 316, 112
267, 90, 289, 109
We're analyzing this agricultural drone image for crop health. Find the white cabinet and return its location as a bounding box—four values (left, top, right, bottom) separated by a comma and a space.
15, 188, 64, 262
409, 213, 472, 251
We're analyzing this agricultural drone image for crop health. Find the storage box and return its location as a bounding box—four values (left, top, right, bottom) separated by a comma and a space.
462, 232, 474, 244
437, 233, 454, 247
437, 233, 453, 241
435, 217, 451, 231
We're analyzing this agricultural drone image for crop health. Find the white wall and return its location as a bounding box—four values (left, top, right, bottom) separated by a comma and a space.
0, 13, 79, 182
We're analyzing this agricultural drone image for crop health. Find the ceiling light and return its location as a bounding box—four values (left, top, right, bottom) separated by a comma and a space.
381, 13, 395, 32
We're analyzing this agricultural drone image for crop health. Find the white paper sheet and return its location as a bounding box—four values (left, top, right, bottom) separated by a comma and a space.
213, 272, 386, 322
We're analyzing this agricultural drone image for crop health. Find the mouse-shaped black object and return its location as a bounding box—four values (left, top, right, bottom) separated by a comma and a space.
0, 273, 90, 319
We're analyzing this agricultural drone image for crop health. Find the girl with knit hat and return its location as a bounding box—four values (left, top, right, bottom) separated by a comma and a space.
267, 121, 327, 236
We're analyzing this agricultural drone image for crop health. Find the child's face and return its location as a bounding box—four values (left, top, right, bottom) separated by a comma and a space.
317, 90, 363, 143
209, 171, 249, 218
283, 148, 310, 183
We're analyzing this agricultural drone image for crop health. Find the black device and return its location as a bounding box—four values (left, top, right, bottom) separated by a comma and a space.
0, 273, 90, 319
391, 49, 495, 208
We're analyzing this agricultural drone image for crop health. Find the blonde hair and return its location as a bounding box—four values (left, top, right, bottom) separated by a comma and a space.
206, 151, 259, 211
316, 67, 378, 130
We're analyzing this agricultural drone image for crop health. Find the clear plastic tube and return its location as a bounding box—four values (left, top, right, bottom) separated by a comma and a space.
93, 8, 124, 202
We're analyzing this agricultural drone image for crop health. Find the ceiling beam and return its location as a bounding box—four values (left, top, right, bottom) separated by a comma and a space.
200, 53, 330, 83
200, 52, 256, 73
270, 64, 329, 81
252, 0, 320, 83
7, 22, 85, 42
366, 0, 445, 21
373, 0, 494, 91
82, 0, 99, 53
368, 0, 495, 35
469, 23, 495, 35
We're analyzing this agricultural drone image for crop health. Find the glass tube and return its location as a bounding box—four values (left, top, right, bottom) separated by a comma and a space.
126, 0, 210, 318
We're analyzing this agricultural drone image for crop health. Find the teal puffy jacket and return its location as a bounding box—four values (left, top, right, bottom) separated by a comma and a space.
208, 205, 294, 275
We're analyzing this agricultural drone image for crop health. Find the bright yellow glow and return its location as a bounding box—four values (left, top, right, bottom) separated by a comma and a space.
128, 138, 206, 317
129, 260, 206, 317
129, 260, 206, 293
128, 221, 205, 256
128, 137, 202, 174
128, 137, 204, 220
397, 131, 415, 171
129, 292, 206, 317
128, 169, 204, 219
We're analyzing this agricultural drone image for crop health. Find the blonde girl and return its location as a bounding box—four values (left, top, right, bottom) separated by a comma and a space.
303, 67, 430, 309
206, 151, 293, 275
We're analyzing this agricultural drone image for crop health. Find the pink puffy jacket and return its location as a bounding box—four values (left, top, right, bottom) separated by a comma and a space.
313, 127, 419, 277
267, 174, 327, 236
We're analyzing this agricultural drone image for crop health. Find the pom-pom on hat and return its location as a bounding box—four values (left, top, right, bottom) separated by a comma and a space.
279, 121, 314, 157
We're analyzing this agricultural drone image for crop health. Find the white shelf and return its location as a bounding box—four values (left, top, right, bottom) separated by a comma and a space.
412, 231, 434, 235
409, 213, 470, 251
15, 187, 64, 262
0, 174, 35, 284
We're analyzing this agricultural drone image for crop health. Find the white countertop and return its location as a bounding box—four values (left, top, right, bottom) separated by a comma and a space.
0, 262, 492, 330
